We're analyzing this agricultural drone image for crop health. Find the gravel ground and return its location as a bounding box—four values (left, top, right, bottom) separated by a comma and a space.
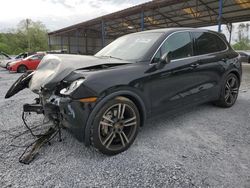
0, 65, 250, 188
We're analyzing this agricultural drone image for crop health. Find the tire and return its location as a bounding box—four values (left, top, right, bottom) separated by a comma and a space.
215, 73, 239, 108
17, 65, 27, 73
90, 97, 140, 155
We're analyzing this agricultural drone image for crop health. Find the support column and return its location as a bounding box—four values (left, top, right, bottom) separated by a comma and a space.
76, 30, 80, 54
85, 30, 88, 54
218, 0, 223, 32
68, 35, 71, 54
101, 20, 105, 48
141, 10, 144, 31
227, 23, 233, 44
60, 36, 63, 52
48, 35, 51, 51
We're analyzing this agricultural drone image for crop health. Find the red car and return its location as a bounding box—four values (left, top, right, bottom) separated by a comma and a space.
8, 53, 45, 73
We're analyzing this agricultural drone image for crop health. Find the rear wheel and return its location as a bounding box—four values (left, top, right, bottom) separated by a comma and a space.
17, 65, 27, 73
215, 73, 239, 108
91, 97, 140, 155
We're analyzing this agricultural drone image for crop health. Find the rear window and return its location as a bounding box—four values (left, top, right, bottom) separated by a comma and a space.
193, 32, 227, 55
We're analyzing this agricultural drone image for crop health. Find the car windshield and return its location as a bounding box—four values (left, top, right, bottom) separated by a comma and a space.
15, 53, 25, 59
23, 54, 35, 60
0, 52, 11, 60
95, 32, 163, 61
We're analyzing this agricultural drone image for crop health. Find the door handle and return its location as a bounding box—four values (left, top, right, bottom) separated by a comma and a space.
190, 63, 200, 68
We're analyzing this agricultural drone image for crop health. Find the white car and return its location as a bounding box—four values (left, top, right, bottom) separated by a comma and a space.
0, 52, 12, 68
0, 52, 35, 69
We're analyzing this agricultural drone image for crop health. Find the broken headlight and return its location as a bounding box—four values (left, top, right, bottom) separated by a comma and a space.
60, 78, 85, 95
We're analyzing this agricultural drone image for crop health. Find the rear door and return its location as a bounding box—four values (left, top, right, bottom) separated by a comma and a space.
192, 31, 228, 99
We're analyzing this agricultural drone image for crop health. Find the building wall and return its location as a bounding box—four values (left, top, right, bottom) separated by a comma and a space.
49, 31, 115, 55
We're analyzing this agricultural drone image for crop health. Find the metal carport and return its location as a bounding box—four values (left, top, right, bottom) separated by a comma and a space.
48, 0, 250, 55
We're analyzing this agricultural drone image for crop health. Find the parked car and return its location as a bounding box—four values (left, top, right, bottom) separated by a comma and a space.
5, 28, 241, 155
237, 51, 250, 63
1, 52, 35, 69
15, 52, 33, 60
7, 53, 45, 73
0, 52, 12, 68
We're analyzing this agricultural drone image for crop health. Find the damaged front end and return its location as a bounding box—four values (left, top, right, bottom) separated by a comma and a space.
4, 55, 101, 163
5, 71, 67, 164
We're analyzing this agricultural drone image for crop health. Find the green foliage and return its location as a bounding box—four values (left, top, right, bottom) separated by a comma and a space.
232, 39, 250, 50
0, 19, 48, 55
232, 23, 250, 50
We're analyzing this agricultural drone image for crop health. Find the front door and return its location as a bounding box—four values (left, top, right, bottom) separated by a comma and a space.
149, 31, 213, 115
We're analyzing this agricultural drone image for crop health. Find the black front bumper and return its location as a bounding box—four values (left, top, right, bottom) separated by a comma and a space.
24, 95, 95, 142
58, 97, 94, 142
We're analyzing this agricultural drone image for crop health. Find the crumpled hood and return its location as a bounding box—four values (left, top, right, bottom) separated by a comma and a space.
29, 54, 130, 91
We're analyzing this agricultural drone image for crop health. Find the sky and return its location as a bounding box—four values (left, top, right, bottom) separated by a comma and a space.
0, 0, 249, 42
0, 0, 149, 31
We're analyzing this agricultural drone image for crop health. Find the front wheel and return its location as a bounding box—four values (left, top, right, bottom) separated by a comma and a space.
17, 65, 27, 73
91, 97, 140, 155
215, 73, 239, 108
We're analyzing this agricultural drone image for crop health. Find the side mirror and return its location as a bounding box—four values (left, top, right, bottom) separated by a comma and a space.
156, 52, 171, 69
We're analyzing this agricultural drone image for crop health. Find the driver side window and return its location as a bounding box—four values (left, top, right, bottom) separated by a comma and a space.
152, 32, 193, 62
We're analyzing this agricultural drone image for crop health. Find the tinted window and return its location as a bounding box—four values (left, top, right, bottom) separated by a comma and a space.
152, 50, 161, 63
194, 32, 227, 55
159, 32, 192, 60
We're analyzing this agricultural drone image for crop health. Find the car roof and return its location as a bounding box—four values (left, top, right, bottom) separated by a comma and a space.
131, 27, 215, 34
25, 53, 46, 59
125, 28, 224, 41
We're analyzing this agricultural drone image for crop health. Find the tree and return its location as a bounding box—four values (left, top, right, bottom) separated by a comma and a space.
232, 23, 250, 50
0, 19, 49, 55
16, 19, 49, 52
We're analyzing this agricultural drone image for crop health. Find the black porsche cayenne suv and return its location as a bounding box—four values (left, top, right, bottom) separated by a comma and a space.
6, 28, 241, 155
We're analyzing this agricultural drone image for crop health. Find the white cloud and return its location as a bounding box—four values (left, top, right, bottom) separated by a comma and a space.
0, 0, 150, 31
0, 0, 249, 43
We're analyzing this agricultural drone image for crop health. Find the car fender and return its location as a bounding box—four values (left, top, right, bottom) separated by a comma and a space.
222, 66, 242, 84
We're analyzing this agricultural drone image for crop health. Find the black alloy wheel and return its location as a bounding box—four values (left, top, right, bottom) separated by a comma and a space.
91, 97, 140, 155
224, 75, 239, 105
216, 73, 239, 108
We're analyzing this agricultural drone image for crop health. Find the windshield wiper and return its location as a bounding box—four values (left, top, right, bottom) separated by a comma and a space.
100, 55, 123, 60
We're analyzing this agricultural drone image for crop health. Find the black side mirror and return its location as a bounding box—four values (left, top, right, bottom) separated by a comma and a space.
156, 52, 171, 69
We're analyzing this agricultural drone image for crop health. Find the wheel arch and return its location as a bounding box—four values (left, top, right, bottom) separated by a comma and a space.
119, 93, 146, 126
84, 90, 147, 146
228, 70, 241, 82
17, 64, 28, 72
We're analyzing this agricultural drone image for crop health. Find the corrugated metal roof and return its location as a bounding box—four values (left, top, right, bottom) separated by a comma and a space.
48, 0, 250, 37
